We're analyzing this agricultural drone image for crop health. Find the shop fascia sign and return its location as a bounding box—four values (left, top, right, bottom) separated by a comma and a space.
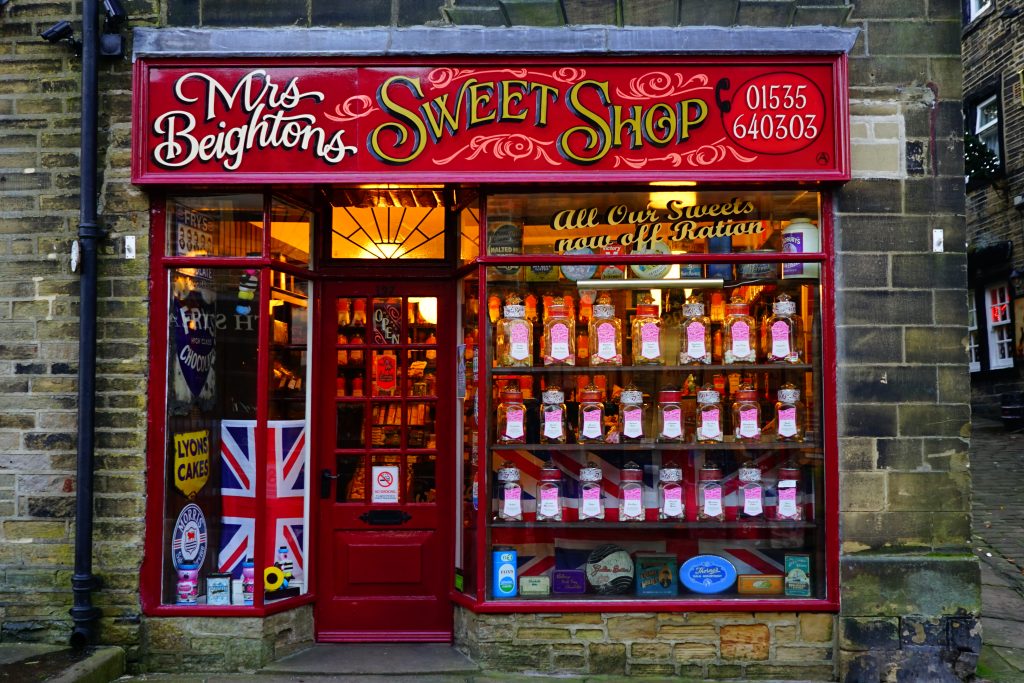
132, 58, 848, 183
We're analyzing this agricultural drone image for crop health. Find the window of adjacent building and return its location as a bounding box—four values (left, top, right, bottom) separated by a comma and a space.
974, 94, 1000, 159
968, 293, 980, 373
967, 0, 992, 22
987, 284, 1013, 369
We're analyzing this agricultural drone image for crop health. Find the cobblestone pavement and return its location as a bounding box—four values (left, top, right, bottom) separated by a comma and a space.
970, 418, 1024, 682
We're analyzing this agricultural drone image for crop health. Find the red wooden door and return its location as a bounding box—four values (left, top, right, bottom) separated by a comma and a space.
316, 280, 453, 641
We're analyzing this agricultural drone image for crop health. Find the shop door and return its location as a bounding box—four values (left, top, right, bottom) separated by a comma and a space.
316, 281, 453, 641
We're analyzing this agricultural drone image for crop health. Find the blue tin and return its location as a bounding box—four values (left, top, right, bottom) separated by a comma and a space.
680, 554, 737, 594
492, 549, 518, 598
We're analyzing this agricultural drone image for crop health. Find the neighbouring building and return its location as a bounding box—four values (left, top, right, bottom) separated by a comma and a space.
0, 2, 978, 682
962, 0, 1024, 420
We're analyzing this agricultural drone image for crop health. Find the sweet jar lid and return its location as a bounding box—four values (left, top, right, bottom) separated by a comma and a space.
636, 304, 659, 316
778, 466, 801, 479
540, 465, 562, 481
725, 301, 749, 316
736, 388, 759, 401
621, 468, 642, 482
580, 466, 603, 482
659, 390, 681, 402
738, 466, 762, 482
659, 467, 682, 482
580, 386, 603, 401
699, 466, 722, 481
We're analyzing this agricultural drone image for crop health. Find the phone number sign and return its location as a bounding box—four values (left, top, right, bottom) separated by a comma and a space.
133, 56, 848, 183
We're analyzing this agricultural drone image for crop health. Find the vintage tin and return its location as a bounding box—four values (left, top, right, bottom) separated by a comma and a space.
680, 554, 736, 594
635, 553, 678, 596
784, 554, 812, 597
737, 573, 785, 595
519, 576, 551, 597
493, 548, 518, 598
206, 573, 231, 606
552, 569, 587, 594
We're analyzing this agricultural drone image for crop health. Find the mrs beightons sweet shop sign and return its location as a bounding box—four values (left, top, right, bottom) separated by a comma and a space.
132, 57, 849, 184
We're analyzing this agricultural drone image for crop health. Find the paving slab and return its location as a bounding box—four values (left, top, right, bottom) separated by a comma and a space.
263, 644, 478, 675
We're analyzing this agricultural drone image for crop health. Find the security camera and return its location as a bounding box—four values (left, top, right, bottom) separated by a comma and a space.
103, 0, 127, 26
40, 20, 74, 43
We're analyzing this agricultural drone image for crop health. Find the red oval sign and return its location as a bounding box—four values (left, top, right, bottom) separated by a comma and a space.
721, 72, 827, 156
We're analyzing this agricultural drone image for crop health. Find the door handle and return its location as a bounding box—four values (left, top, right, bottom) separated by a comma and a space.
321, 468, 341, 498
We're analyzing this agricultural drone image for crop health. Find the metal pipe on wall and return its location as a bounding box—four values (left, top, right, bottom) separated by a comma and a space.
70, 0, 102, 648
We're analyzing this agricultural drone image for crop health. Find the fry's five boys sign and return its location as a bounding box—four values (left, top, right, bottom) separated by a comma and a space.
133, 58, 848, 183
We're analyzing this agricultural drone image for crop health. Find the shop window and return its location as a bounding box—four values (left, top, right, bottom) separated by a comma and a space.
151, 193, 312, 612
974, 94, 1000, 159
968, 293, 980, 373
470, 188, 832, 607
987, 284, 1014, 369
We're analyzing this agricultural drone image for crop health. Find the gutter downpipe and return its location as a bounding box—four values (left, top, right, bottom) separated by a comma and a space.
70, 0, 102, 648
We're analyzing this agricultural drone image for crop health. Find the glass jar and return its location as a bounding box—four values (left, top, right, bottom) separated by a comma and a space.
764, 293, 802, 364
541, 386, 568, 444
775, 384, 804, 442
578, 462, 605, 521
496, 461, 523, 521
338, 299, 351, 326
658, 462, 684, 521
589, 294, 623, 366
697, 464, 724, 521
496, 294, 533, 368
723, 296, 756, 364
619, 462, 645, 522
349, 334, 364, 366
631, 295, 664, 365
738, 462, 764, 521
679, 296, 712, 365
775, 463, 803, 521
536, 463, 563, 522
496, 383, 527, 444
577, 384, 606, 444
352, 298, 367, 326
542, 297, 575, 366
732, 384, 762, 442
657, 389, 685, 442
524, 293, 539, 323
696, 386, 723, 443
619, 385, 647, 443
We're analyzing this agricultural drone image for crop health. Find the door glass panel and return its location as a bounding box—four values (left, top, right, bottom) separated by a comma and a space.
166, 194, 263, 258
407, 401, 436, 449
372, 351, 402, 397
371, 401, 402, 449
270, 197, 313, 266
335, 455, 365, 502
409, 455, 437, 503
371, 298, 403, 345
335, 404, 365, 448
329, 187, 446, 260
408, 297, 438, 342
407, 350, 436, 397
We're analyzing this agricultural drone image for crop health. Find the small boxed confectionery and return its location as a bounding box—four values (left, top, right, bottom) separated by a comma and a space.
785, 554, 812, 597
635, 553, 678, 596
552, 569, 586, 594
737, 574, 784, 595
519, 576, 551, 597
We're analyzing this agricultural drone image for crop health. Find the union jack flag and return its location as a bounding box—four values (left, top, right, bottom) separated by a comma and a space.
219, 420, 307, 585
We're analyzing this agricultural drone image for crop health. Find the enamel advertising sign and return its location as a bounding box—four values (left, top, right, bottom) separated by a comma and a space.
132, 57, 848, 184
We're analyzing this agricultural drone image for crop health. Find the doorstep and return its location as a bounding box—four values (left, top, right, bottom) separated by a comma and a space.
260, 643, 479, 676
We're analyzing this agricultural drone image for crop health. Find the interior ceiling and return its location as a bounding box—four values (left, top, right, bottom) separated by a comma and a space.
330, 188, 446, 209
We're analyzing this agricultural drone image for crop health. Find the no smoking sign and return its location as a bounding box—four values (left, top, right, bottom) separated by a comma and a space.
371, 465, 400, 504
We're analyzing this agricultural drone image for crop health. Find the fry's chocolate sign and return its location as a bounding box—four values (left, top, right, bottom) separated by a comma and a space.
134, 59, 848, 183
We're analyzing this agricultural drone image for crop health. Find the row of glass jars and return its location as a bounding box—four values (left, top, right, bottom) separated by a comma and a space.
495, 293, 803, 368
496, 461, 805, 522
496, 382, 804, 444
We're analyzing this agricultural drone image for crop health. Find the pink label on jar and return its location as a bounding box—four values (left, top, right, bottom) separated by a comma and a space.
702, 485, 722, 517
510, 323, 529, 360
550, 323, 570, 360
778, 407, 798, 437
730, 320, 750, 357
771, 320, 791, 358
662, 407, 682, 438
700, 408, 721, 438
640, 322, 661, 359
743, 485, 763, 516
503, 486, 522, 517
581, 486, 602, 517
543, 408, 563, 440
622, 486, 643, 517
778, 485, 798, 517
504, 406, 524, 439
596, 322, 617, 360
739, 407, 759, 438
662, 485, 683, 516
623, 406, 643, 438
539, 486, 560, 516
582, 411, 602, 439
686, 321, 706, 358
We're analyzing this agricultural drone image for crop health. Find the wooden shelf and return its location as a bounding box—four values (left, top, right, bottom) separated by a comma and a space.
491, 363, 812, 375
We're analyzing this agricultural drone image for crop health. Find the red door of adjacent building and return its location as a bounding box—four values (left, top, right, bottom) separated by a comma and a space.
316, 280, 453, 641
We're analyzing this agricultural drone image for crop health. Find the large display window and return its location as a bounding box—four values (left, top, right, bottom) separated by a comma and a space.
145, 193, 314, 614
463, 188, 837, 610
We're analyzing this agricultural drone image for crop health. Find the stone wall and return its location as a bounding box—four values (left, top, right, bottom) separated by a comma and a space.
455, 607, 835, 679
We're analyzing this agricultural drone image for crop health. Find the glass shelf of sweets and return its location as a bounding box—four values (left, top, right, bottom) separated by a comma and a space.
482, 266, 826, 603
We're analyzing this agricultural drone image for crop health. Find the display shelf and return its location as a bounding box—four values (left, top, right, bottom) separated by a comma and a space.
490, 442, 819, 452
491, 520, 816, 530
491, 363, 812, 375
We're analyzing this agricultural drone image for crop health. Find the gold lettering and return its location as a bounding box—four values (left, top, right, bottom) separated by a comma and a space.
370, 75, 427, 164
468, 81, 496, 126
500, 80, 529, 122
558, 80, 612, 164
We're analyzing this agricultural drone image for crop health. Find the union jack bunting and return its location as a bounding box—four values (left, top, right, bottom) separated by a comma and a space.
219, 420, 307, 584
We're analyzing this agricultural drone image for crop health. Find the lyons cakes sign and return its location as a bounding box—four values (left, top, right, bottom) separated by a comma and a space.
132, 57, 848, 184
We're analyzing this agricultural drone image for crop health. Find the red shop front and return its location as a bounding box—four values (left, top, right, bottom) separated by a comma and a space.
134, 52, 848, 643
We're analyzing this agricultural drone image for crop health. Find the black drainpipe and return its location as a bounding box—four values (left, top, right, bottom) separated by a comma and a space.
70, 0, 102, 648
